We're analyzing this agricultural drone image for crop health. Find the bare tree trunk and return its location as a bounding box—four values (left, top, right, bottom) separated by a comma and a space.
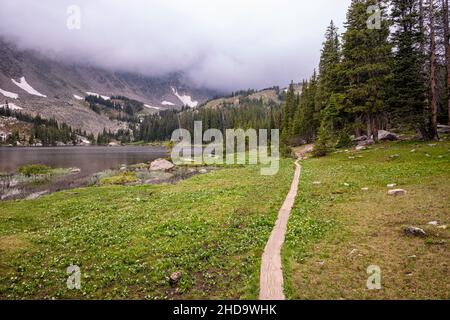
444, 0, 450, 125
366, 112, 373, 140
372, 113, 379, 142
430, 0, 439, 140
355, 114, 362, 137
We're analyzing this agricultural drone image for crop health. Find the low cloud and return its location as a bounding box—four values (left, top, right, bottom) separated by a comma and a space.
0, 0, 350, 91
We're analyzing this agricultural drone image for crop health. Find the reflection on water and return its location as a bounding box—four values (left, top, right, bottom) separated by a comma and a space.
0, 146, 168, 199
0, 146, 168, 176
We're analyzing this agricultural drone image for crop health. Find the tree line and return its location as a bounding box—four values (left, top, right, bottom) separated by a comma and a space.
137, 98, 281, 142
281, 0, 450, 156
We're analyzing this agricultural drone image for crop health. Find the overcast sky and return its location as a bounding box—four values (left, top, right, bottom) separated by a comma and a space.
0, 0, 351, 91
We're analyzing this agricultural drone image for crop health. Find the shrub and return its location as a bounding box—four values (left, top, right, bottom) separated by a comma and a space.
99, 171, 139, 185
18, 164, 52, 176
335, 133, 353, 149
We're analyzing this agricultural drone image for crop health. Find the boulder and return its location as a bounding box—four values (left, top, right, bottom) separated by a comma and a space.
388, 189, 407, 196
378, 130, 398, 141
150, 159, 175, 172
404, 226, 427, 237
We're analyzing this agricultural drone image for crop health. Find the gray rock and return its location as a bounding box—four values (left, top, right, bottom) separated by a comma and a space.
404, 226, 427, 237
353, 135, 368, 142
437, 124, 450, 134
199, 169, 208, 174
150, 159, 175, 172
169, 271, 182, 286
388, 189, 407, 196
357, 139, 374, 147
378, 130, 398, 141
26, 190, 49, 200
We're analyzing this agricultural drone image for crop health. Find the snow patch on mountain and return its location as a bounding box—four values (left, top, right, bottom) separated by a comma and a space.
11, 77, 47, 97
161, 101, 175, 106
144, 104, 161, 110
0, 88, 19, 99
73, 94, 84, 100
0, 103, 22, 110
86, 92, 110, 100
171, 87, 198, 108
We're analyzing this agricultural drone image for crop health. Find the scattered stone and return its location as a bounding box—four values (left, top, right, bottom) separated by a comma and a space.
425, 153, 431, 157
437, 225, 448, 230
318, 261, 325, 267
404, 226, 427, 237
387, 183, 396, 189
312, 181, 321, 185
361, 187, 369, 192
388, 189, 407, 196
343, 183, 350, 187
70, 168, 81, 173
427, 144, 437, 147
349, 249, 358, 256
355, 145, 366, 151
199, 169, 208, 174
150, 159, 175, 172
428, 221, 439, 226
348, 156, 355, 159
438, 155, 443, 159
408, 255, 417, 259
389, 154, 400, 159
169, 271, 182, 286
410, 149, 416, 153
378, 130, 399, 141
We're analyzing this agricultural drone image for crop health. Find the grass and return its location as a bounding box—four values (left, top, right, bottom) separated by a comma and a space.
99, 171, 139, 186
0, 158, 293, 299
18, 164, 52, 177
283, 140, 450, 299
1, 140, 448, 300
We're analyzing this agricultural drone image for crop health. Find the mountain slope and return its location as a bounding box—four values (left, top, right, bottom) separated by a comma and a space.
0, 38, 219, 134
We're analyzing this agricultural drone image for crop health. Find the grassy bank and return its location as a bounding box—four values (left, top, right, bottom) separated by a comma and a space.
0, 159, 294, 299
283, 140, 450, 299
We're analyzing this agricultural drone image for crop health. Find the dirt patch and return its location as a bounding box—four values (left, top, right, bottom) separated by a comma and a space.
0, 234, 30, 252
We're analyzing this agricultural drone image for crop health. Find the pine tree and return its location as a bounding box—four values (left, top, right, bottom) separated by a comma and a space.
389, 0, 428, 133
316, 21, 342, 118
341, 0, 392, 141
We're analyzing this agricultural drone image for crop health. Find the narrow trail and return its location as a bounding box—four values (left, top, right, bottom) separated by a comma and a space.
259, 145, 313, 300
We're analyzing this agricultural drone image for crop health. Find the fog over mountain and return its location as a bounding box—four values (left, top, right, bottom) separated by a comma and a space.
0, 0, 350, 91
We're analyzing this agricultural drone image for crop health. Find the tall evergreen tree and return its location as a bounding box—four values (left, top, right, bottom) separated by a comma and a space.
316, 20, 342, 119
341, 0, 392, 141
389, 0, 428, 134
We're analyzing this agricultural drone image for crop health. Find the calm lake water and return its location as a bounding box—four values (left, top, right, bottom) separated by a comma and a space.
0, 146, 169, 200
0, 146, 168, 176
